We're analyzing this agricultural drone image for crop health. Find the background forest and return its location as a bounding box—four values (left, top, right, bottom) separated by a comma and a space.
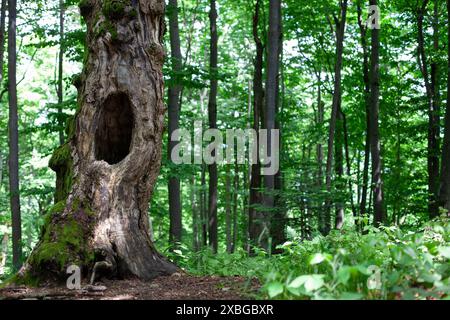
0, 0, 449, 300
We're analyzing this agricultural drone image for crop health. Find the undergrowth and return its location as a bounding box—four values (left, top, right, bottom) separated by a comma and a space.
166, 217, 450, 300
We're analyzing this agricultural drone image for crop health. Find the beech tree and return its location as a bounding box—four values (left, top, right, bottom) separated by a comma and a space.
323, 0, 348, 235
439, 0, 450, 211
369, 0, 385, 225
8, 0, 22, 271
208, 0, 218, 253
167, 0, 183, 247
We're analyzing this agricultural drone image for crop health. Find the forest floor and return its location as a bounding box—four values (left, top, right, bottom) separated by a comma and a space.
0, 274, 261, 300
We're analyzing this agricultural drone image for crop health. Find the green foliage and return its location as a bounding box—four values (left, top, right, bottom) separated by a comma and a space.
173, 219, 450, 300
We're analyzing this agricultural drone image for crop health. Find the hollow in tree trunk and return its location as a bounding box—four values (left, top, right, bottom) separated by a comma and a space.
16, 0, 178, 284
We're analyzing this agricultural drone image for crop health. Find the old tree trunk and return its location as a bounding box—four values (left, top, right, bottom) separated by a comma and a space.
16, 0, 178, 284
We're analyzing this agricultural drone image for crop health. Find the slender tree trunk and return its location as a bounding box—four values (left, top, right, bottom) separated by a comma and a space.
262, 0, 281, 250
369, 0, 386, 225
316, 77, 325, 229
8, 0, 21, 271
225, 165, 232, 253
342, 109, 357, 218
57, 0, 65, 145
323, 0, 348, 235
418, 0, 440, 219
0, 0, 6, 84
439, 0, 450, 211
201, 163, 207, 247
357, 0, 371, 227
335, 104, 345, 229
168, 0, 183, 247
429, 0, 440, 218
208, 0, 218, 253
316, 82, 324, 187
272, 19, 286, 251
249, 0, 264, 251
191, 175, 200, 252
0, 232, 8, 275
232, 161, 239, 253
18, 0, 177, 283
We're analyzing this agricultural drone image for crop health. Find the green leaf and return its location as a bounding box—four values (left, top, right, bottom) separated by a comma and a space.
438, 246, 450, 259
267, 282, 284, 298
339, 292, 364, 300
289, 275, 325, 292
309, 253, 326, 265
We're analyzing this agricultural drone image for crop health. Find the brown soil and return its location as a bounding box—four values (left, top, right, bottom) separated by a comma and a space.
0, 274, 261, 300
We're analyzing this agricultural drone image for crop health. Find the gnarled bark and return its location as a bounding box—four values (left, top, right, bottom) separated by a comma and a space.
17, 0, 177, 284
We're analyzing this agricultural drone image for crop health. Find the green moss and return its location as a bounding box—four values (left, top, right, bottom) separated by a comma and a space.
102, 0, 127, 21
3, 272, 40, 288
49, 144, 71, 170
29, 200, 96, 278
79, 0, 93, 18
50, 201, 67, 215
65, 115, 76, 140
97, 20, 119, 41
41, 201, 67, 232
48, 144, 74, 203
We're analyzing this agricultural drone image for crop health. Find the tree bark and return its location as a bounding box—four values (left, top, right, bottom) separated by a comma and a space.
57, 0, 65, 145
323, 0, 348, 235
17, 0, 177, 283
225, 165, 232, 253
262, 0, 281, 250
8, 0, 22, 271
0, 233, 8, 275
168, 0, 183, 247
249, 0, 264, 251
191, 175, 200, 252
417, 0, 440, 219
439, 0, 450, 211
232, 162, 239, 253
334, 104, 345, 229
272, 16, 286, 251
201, 163, 207, 247
429, 0, 440, 217
357, 0, 371, 226
208, 0, 218, 254
342, 109, 357, 219
0, 0, 6, 84
369, 0, 386, 225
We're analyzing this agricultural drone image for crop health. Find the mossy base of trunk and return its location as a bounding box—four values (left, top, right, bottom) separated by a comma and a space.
11, 199, 96, 286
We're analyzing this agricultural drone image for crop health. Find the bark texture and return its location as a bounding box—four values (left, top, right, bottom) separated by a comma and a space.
18, 0, 177, 283
8, 0, 22, 271
208, 0, 218, 253
0, 0, 6, 84
323, 0, 347, 235
439, 0, 450, 211
57, 0, 65, 145
168, 0, 183, 246
417, 0, 440, 219
249, 0, 264, 251
357, 0, 371, 225
262, 0, 281, 250
369, 0, 386, 225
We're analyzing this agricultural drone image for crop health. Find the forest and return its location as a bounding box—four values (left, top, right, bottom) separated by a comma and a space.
0, 0, 449, 301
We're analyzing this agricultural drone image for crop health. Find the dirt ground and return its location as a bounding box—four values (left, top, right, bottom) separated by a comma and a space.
0, 274, 261, 300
